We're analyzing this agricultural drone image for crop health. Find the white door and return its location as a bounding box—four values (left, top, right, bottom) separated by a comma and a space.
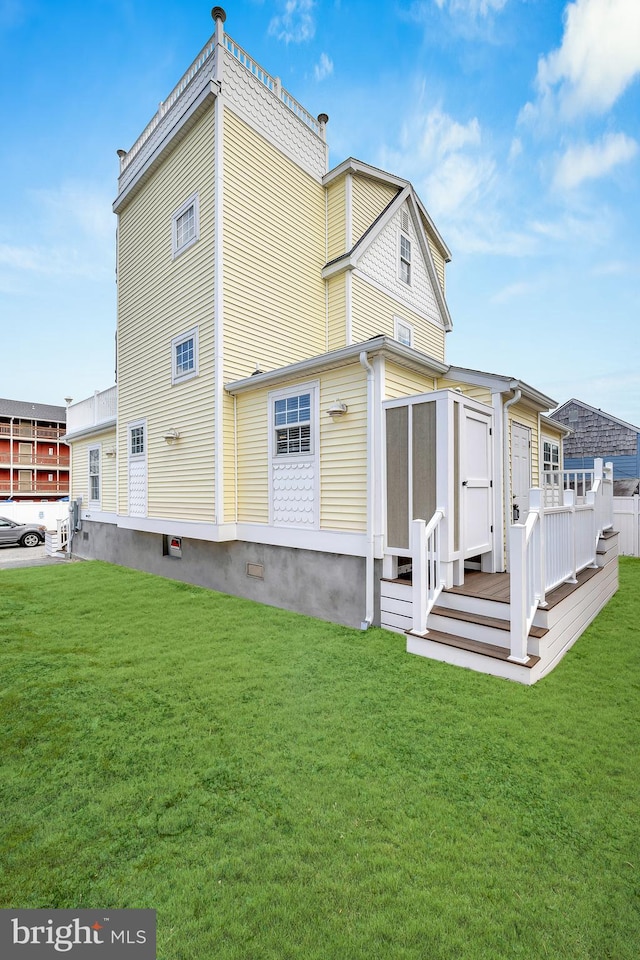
511, 423, 531, 522
462, 406, 493, 558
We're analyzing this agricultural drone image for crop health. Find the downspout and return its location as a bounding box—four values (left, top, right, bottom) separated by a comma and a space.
503, 388, 521, 569
359, 351, 375, 629
213, 7, 225, 528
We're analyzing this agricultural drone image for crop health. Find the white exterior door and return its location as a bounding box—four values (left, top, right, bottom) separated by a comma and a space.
127, 420, 147, 518
462, 406, 493, 558
511, 422, 531, 522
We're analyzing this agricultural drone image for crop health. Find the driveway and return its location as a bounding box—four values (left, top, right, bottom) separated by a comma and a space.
0, 543, 65, 570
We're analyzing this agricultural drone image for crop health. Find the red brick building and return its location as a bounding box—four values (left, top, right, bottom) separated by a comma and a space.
0, 398, 69, 501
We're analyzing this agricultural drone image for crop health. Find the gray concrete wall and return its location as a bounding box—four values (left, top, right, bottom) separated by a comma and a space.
72, 521, 379, 629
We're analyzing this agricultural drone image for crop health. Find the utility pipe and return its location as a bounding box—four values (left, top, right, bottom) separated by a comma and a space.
359, 350, 375, 629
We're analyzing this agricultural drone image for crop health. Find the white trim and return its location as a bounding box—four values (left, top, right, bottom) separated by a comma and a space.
345, 171, 353, 250
127, 417, 147, 518
268, 380, 320, 529
81, 510, 118, 525
171, 325, 199, 385
63, 418, 117, 444
171, 192, 200, 259
214, 93, 225, 525
345, 271, 352, 345
88, 443, 101, 508
394, 316, 414, 347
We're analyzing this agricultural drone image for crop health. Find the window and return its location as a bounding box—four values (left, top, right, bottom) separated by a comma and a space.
88, 446, 100, 503
130, 425, 145, 456
172, 326, 199, 384
399, 233, 411, 284
394, 317, 413, 347
274, 393, 312, 456
543, 440, 560, 473
172, 193, 200, 258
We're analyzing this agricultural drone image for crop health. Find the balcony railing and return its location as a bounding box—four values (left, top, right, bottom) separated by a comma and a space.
120, 27, 323, 175
0, 424, 65, 440
0, 481, 70, 496
66, 386, 117, 435
0, 453, 70, 467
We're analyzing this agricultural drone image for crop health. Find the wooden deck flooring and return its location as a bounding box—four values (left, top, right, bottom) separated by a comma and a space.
445, 565, 602, 609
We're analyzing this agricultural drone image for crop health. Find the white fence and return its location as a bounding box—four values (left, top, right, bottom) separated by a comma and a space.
0, 500, 69, 530
613, 496, 639, 556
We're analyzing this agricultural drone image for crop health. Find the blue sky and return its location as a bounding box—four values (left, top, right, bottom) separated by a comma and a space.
1, 0, 639, 425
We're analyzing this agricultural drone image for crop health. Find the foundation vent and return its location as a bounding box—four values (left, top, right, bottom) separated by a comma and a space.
246, 562, 264, 580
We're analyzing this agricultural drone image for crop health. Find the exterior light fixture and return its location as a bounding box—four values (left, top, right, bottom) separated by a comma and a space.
104, 447, 117, 458
326, 400, 348, 418
162, 428, 181, 444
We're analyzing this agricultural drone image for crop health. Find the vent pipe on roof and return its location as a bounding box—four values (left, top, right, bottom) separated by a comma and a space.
211, 6, 226, 23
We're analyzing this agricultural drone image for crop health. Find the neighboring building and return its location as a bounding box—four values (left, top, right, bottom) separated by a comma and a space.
64, 9, 617, 683
553, 399, 640, 491
0, 398, 69, 501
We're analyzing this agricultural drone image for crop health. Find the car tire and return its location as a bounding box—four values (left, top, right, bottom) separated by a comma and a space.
20, 533, 42, 548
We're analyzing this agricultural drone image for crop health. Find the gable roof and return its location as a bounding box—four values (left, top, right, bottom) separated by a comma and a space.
0, 398, 66, 422
446, 366, 557, 411
323, 158, 451, 262
552, 398, 640, 436
321, 183, 453, 332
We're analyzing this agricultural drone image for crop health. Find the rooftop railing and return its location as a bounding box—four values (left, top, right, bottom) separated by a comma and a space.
66, 386, 117, 435
120, 29, 322, 174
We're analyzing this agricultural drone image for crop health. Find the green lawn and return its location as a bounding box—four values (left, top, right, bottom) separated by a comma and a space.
0, 558, 638, 959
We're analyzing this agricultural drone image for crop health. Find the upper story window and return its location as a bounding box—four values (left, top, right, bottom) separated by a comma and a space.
172, 193, 200, 258
274, 392, 312, 456
394, 317, 414, 347
172, 326, 199, 384
399, 233, 411, 285
88, 446, 100, 503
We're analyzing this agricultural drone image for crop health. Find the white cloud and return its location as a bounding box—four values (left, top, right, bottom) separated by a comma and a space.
268, 1, 315, 44
527, 0, 640, 120
434, 0, 509, 14
553, 132, 638, 189
313, 52, 333, 82
490, 280, 539, 304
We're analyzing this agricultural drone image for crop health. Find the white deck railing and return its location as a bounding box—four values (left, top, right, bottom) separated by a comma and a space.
66, 386, 117, 435
543, 468, 595, 506
410, 511, 445, 636
510, 460, 613, 662
120, 29, 323, 174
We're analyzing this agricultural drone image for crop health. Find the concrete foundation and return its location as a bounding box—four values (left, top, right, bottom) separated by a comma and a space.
71, 520, 378, 629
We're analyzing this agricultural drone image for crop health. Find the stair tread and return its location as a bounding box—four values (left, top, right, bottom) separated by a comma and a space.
407, 628, 540, 668
432, 604, 548, 638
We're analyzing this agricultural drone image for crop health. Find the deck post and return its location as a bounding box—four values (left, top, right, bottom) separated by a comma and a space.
411, 519, 428, 636
509, 522, 529, 663
563, 488, 578, 582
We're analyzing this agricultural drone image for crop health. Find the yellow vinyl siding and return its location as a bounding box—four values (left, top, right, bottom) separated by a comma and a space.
420, 211, 446, 293
437, 379, 492, 405
234, 364, 367, 532
223, 109, 326, 383
319, 365, 367, 531
351, 176, 398, 244
385, 362, 436, 400
116, 106, 216, 521
236, 386, 270, 523
351, 274, 446, 362
223, 392, 237, 523
70, 431, 116, 512
101, 433, 117, 512
508, 402, 540, 488
326, 272, 347, 352
70, 441, 88, 506
326, 175, 346, 261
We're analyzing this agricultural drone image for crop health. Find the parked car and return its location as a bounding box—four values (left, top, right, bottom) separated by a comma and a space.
0, 516, 46, 547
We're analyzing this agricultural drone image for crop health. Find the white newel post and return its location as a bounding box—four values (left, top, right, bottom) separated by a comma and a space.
509, 522, 528, 663
529, 489, 545, 603
564, 488, 577, 582
411, 519, 428, 636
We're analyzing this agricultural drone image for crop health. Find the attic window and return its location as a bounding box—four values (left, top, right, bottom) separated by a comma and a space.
401, 209, 410, 233
172, 192, 200, 258
394, 317, 413, 347
399, 233, 411, 285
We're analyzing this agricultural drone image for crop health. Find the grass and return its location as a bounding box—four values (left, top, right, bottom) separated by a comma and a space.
0, 558, 638, 959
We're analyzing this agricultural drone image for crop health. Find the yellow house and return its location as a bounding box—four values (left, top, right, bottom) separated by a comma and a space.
65, 8, 617, 683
